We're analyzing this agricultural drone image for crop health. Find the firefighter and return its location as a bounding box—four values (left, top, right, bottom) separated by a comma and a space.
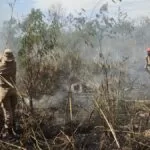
0, 49, 17, 139
145, 48, 150, 70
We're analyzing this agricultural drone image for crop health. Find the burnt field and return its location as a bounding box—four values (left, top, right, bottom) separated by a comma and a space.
1, 0, 150, 149
1, 96, 150, 150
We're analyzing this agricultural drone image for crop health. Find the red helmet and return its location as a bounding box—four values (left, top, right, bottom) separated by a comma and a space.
147, 48, 150, 52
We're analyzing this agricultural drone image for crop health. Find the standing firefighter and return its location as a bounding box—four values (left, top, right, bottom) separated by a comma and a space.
145, 48, 150, 70
0, 49, 17, 139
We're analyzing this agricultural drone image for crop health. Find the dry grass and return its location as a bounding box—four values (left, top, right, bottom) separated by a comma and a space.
0, 95, 150, 150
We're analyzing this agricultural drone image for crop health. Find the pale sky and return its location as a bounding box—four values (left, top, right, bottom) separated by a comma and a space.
33, 0, 150, 18
0, 0, 150, 24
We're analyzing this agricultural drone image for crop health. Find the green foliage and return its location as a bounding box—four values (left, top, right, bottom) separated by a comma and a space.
18, 9, 47, 58
17, 8, 64, 111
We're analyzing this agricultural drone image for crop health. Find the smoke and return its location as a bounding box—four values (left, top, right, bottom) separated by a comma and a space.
0, 1, 11, 26
0, 0, 11, 51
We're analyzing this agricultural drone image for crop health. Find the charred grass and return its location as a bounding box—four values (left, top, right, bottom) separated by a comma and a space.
0, 99, 150, 150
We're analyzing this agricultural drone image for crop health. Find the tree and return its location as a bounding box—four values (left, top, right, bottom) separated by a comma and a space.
113, 7, 134, 38
18, 9, 57, 112
47, 5, 64, 49
72, 3, 116, 56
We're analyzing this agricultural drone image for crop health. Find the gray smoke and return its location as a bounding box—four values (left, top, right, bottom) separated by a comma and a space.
0, 0, 11, 51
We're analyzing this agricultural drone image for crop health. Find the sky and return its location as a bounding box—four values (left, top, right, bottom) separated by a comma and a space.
33, 0, 150, 18
0, 0, 150, 24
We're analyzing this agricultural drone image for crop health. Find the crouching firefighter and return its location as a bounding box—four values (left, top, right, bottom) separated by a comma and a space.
0, 49, 17, 139
145, 48, 150, 71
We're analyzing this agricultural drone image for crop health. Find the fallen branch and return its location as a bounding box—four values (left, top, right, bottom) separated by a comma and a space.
0, 140, 26, 150
94, 100, 121, 149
